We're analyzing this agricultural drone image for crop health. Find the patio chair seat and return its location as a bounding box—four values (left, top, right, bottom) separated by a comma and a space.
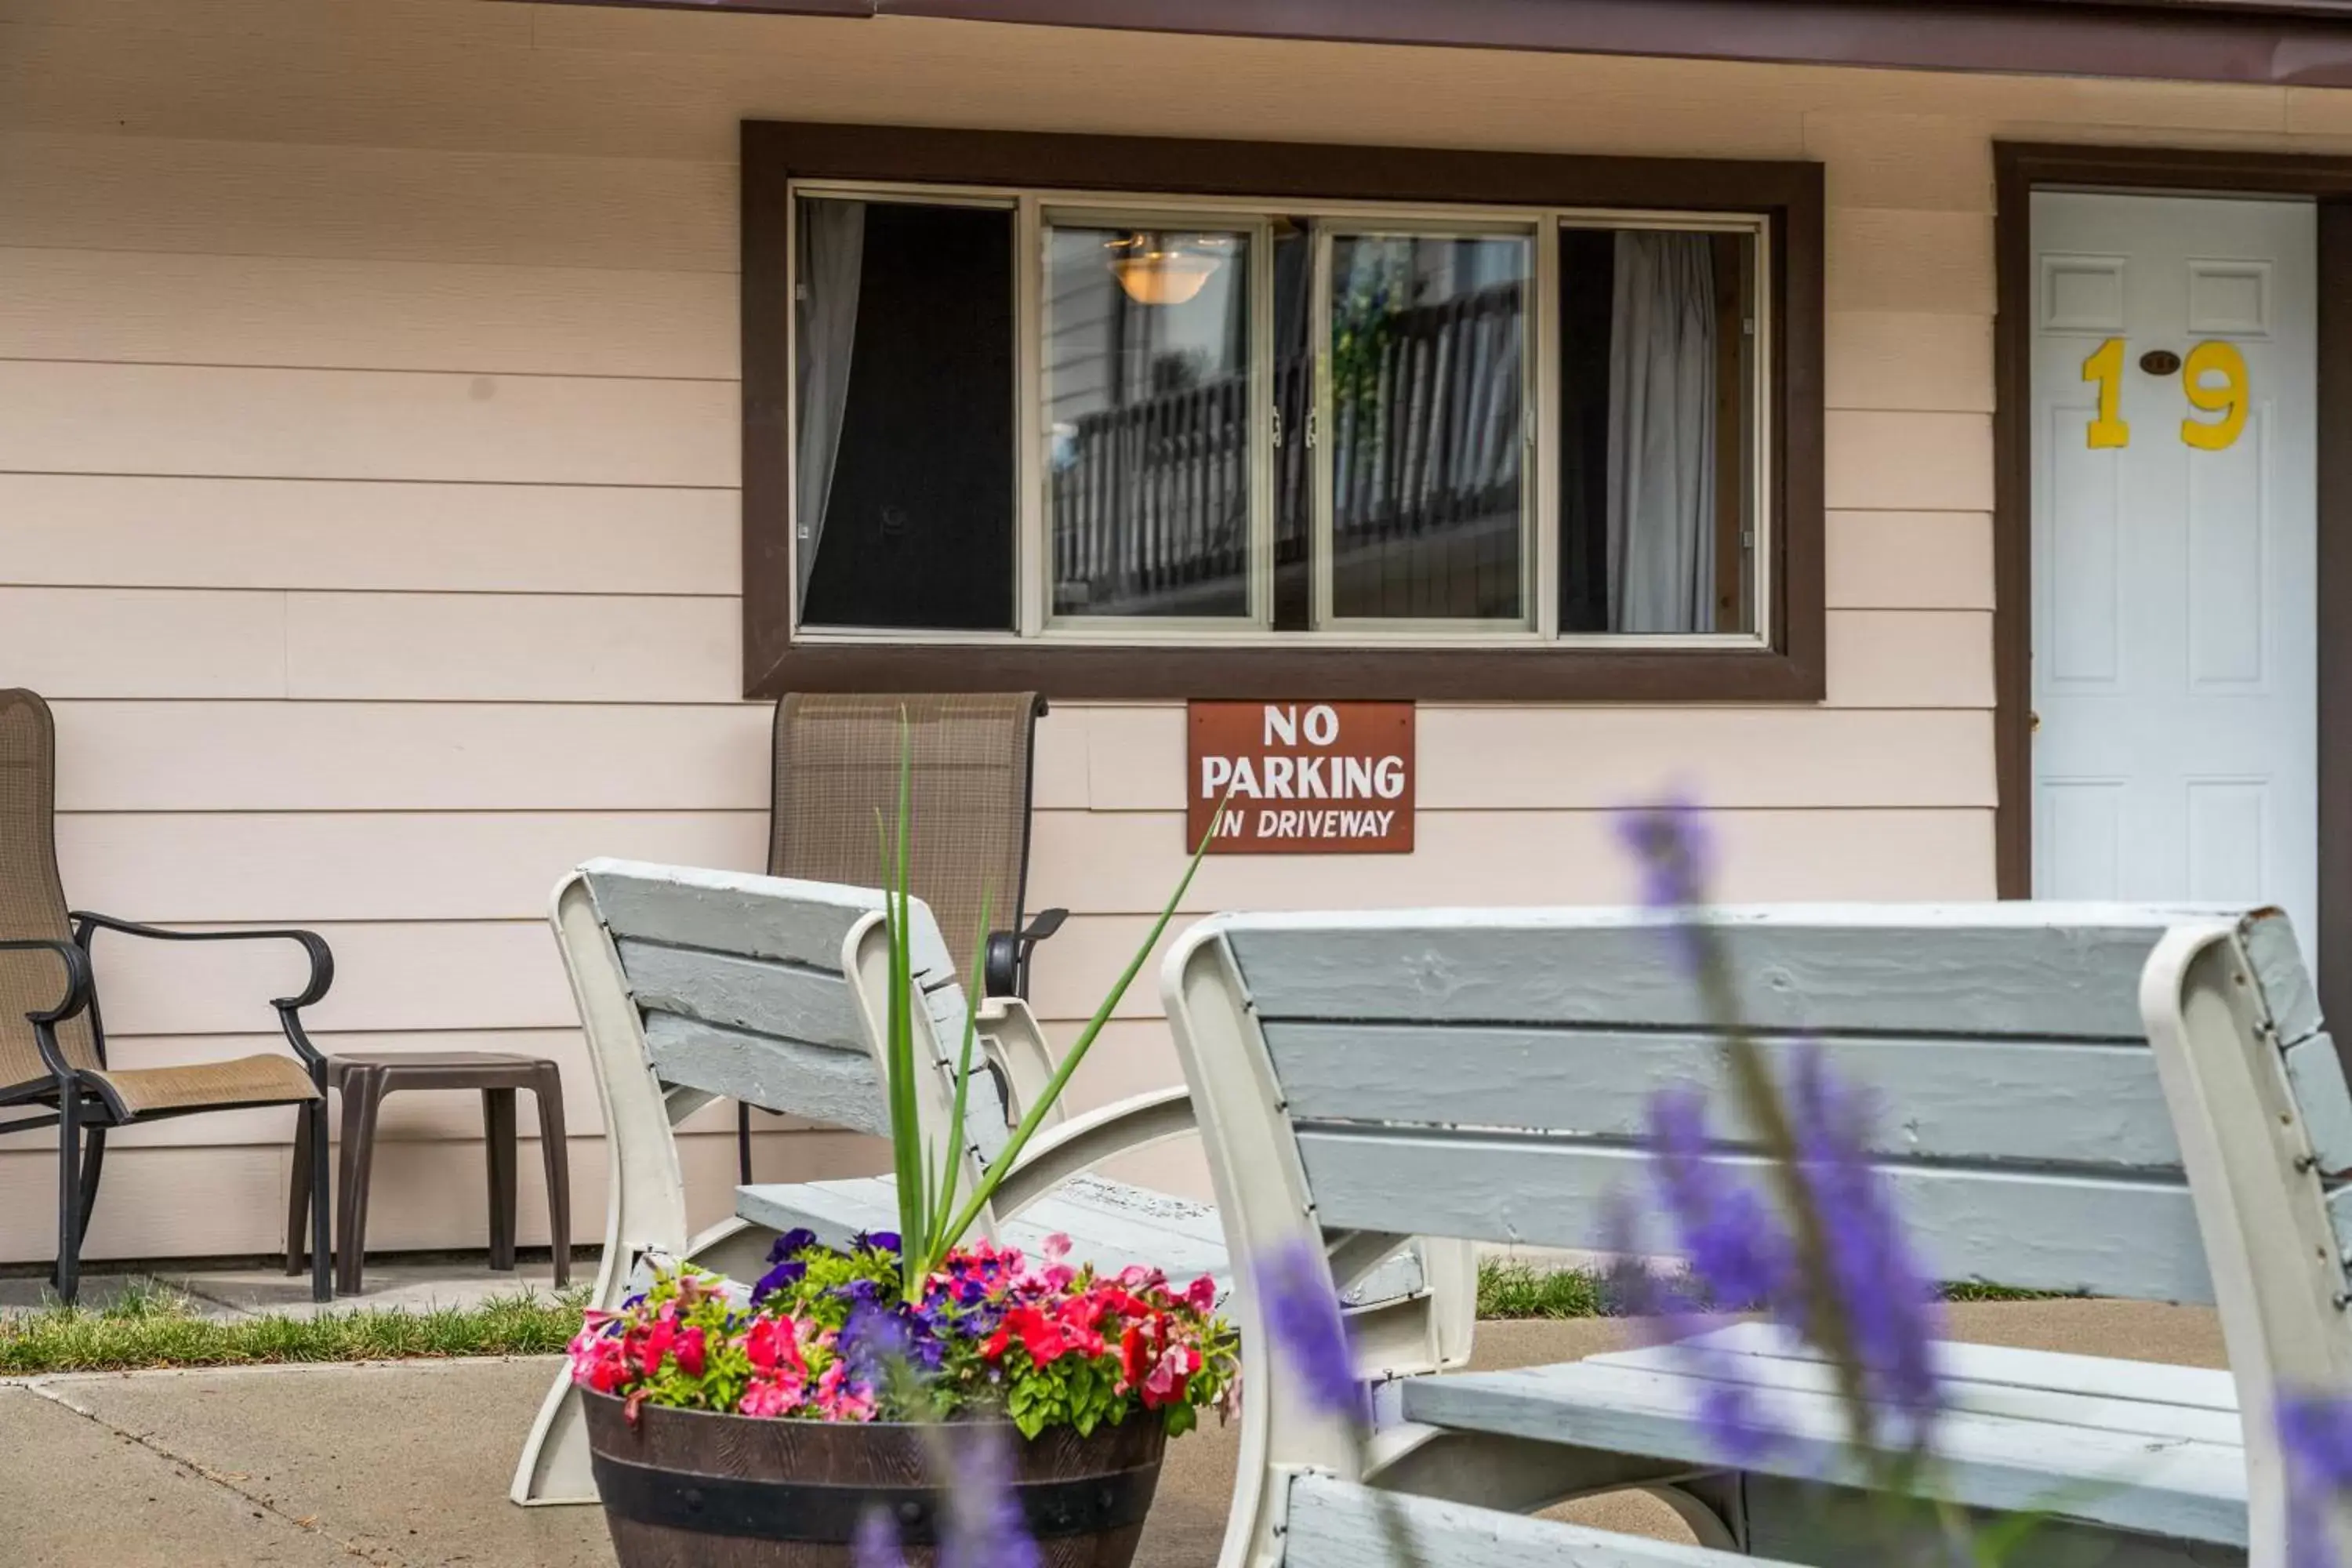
93, 1054, 321, 1118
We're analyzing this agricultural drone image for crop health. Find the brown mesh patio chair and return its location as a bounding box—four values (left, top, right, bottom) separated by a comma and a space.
740, 692, 1065, 1179
0, 690, 335, 1304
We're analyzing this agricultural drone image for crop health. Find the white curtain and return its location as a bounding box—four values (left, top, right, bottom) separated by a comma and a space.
1606, 230, 1717, 633
795, 200, 866, 609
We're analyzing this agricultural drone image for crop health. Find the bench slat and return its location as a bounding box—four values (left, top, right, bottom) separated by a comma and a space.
1226, 910, 2225, 1037
1682, 1321, 2240, 1412
1592, 1339, 2242, 1446
585, 858, 888, 974
1401, 1360, 2247, 1546
618, 939, 863, 1053
1297, 1127, 2210, 1302
1282, 1475, 1795, 1568
1269, 1023, 2180, 1171
643, 1013, 885, 1134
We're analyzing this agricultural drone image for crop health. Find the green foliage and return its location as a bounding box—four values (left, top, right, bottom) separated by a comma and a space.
0, 1281, 583, 1375
1475, 1260, 1608, 1319
874, 716, 1224, 1299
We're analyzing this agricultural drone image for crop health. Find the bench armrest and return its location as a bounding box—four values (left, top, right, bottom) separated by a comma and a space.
71, 912, 335, 1072
973, 993, 1059, 1127
985, 1086, 1196, 1222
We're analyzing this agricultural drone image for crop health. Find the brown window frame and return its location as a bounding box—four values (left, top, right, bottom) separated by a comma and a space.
742, 119, 1824, 702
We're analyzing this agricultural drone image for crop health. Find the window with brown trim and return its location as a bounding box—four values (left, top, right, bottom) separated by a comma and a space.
742, 122, 1824, 702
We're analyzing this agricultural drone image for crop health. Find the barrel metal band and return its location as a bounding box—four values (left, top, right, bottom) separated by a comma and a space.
589, 1451, 1157, 1543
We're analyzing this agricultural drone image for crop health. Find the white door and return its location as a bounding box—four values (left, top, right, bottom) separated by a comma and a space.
2031, 191, 2318, 949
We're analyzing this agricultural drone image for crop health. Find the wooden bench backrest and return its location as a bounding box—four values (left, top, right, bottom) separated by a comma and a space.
1168, 903, 2352, 1305
577, 857, 1007, 1163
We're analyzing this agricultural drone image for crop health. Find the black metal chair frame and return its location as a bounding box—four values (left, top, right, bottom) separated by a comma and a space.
0, 919, 336, 1305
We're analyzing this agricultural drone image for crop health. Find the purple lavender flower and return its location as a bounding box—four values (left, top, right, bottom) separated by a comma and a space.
1780, 1045, 1942, 1447
1614, 795, 1715, 975
854, 1508, 906, 1568
1647, 1083, 1791, 1312
939, 1426, 1041, 1568
1254, 1237, 1359, 1423
2280, 1395, 2352, 1568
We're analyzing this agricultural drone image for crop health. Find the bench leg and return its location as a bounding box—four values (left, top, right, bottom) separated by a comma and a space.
1650, 1474, 1746, 1553
304, 1097, 332, 1304
530, 1066, 571, 1289
484, 1087, 517, 1272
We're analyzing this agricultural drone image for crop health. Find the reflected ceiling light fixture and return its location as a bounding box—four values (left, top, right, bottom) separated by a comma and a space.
1105, 231, 1232, 306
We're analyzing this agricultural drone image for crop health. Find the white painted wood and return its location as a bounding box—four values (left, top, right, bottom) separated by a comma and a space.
513, 870, 694, 1506
0, 475, 737, 595
2142, 923, 2352, 1567
1282, 1473, 1796, 1568
586, 860, 929, 976
1225, 904, 2249, 1036
1401, 1359, 2248, 1545
0, 361, 737, 488
615, 942, 863, 1051
1298, 1125, 2208, 1300
1594, 1334, 2245, 1446
2031, 193, 2319, 956
1268, 1023, 2181, 1169
1685, 1319, 2241, 1411
641, 1014, 887, 1136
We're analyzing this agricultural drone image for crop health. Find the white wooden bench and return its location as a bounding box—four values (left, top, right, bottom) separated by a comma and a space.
1165, 904, 2352, 1568
510, 859, 1473, 1505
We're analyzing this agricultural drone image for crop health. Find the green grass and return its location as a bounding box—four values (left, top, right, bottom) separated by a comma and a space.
0, 1279, 586, 1376
1475, 1260, 2082, 1321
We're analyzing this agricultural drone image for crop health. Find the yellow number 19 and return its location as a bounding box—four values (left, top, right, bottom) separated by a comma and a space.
2180, 341, 2249, 452
2082, 337, 2129, 449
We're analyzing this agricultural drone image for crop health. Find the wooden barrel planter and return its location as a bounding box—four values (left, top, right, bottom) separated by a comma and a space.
580, 1389, 1167, 1567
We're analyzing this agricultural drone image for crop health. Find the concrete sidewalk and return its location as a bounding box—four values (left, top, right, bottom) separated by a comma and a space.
0, 1300, 2230, 1568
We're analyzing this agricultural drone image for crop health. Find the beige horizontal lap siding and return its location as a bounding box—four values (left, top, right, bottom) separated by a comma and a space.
13, 2, 2305, 1261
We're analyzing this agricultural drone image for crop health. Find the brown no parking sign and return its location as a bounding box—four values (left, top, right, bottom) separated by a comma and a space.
1185, 702, 1414, 855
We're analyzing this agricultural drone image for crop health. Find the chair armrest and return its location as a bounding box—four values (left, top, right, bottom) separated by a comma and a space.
0, 938, 92, 1026
986, 1086, 1196, 1222
982, 907, 1068, 999
70, 912, 335, 1011
973, 993, 1060, 1127
0, 937, 93, 1085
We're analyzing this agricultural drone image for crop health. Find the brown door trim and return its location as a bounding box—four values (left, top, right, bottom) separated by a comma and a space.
1994, 141, 2352, 1022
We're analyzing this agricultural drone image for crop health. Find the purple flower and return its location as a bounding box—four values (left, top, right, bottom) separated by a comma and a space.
1614, 796, 1715, 975
1254, 1238, 1359, 1422
2280, 1395, 2352, 1568
854, 1508, 905, 1568
1781, 1047, 1942, 1446
1624, 1050, 1945, 1464
844, 1301, 945, 1380
851, 1229, 902, 1255
767, 1227, 818, 1265
939, 1426, 1040, 1568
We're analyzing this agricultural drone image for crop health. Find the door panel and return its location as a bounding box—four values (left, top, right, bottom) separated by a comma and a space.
2030, 192, 2317, 949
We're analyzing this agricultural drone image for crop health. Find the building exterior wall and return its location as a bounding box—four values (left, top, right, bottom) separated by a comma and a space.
1, 0, 2341, 1262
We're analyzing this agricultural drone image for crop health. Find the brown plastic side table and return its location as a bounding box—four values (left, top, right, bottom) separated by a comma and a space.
286, 1051, 570, 1296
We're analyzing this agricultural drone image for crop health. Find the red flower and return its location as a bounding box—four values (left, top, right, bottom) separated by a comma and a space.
745, 1317, 804, 1377
672, 1326, 707, 1379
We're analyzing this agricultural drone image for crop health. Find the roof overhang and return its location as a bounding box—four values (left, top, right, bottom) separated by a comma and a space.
525, 0, 2352, 89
